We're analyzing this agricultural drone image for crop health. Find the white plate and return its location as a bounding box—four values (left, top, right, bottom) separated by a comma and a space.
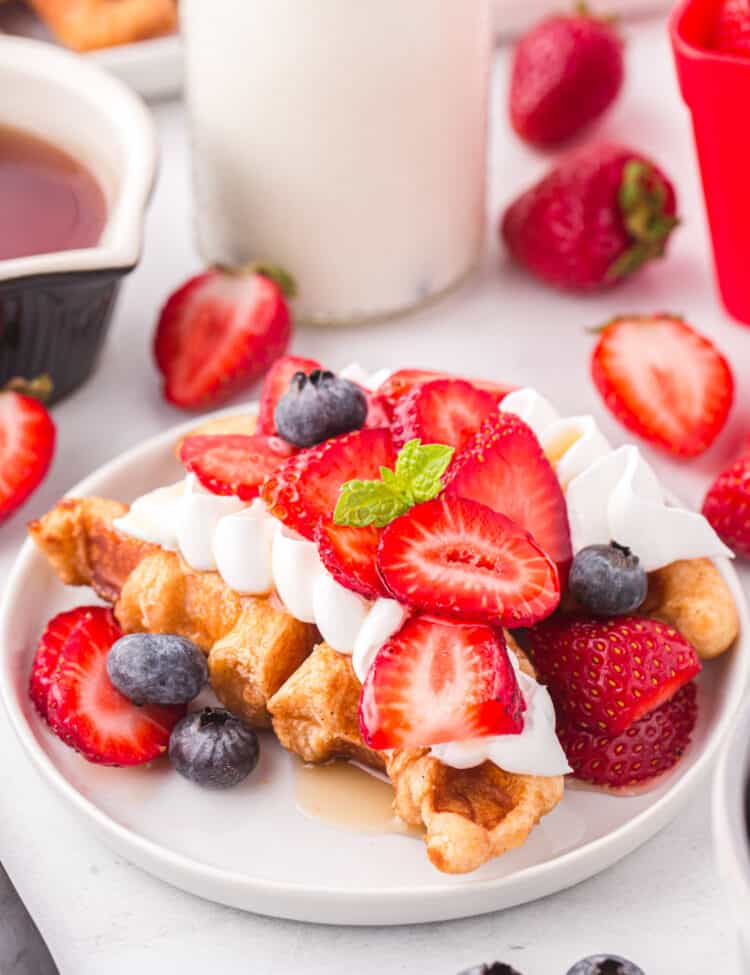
0, 2, 181, 99
1, 406, 748, 926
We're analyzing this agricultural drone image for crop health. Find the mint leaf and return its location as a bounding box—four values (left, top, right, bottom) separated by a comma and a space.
333, 438, 454, 528
334, 479, 411, 528
396, 440, 454, 503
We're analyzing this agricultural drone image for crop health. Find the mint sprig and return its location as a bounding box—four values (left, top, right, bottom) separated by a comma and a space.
334, 439, 454, 528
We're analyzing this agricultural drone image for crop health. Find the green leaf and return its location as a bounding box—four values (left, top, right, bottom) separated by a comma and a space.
396, 440, 454, 503
333, 438, 454, 528
334, 479, 411, 528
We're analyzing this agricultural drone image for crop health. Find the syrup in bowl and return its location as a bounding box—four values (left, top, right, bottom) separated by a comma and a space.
0, 124, 106, 261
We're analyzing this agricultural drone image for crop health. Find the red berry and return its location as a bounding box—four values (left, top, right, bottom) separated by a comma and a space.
372, 369, 515, 423
713, 0, 750, 57
154, 267, 292, 410
391, 378, 499, 452
29, 606, 88, 720
377, 496, 560, 627
510, 12, 624, 148
591, 314, 733, 458
501, 144, 678, 291
261, 427, 396, 540
257, 355, 321, 435
359, 615, 524, 750
315, 520, 386, 600
528, 615, 701, 736
444, 411, 572, 567
703, 452, 750, 557
179, 433, 295, 500
0, 389, 55, 522
557, 682, 698, 788
43, 607, 185, 766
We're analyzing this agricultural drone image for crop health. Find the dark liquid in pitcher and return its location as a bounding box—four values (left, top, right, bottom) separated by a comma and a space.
0, 124, 106, 260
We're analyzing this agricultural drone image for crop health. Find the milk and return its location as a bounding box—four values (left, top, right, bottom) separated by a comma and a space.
182, 0, 491, 325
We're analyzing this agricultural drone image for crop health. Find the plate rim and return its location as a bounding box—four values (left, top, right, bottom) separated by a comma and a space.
2, 404, 749, 919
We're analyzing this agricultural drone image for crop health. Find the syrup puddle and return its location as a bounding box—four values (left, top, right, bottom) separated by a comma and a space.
295, 760, 423, 837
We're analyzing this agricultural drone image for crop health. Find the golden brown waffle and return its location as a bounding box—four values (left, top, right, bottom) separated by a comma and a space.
29, 499, 317, 727
31, 497, 564, 872
269, 635, 564, 873
27, 0, 177, 52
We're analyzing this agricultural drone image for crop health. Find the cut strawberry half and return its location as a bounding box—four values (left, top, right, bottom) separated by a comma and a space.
377, 496, 560, 626
315, 520, 386, 599
179, 433, 295, 500
257, 354, 321, 435
359, 615, 524, 750
153, 267, 293, 410
527, 614, 701, 736
391, 379, 500, 452
0, 388, 55, 523
261, 427, 396, 540
591, 314, 734, 458
44, 607, 185, 766
557, 682, 697, 788
444, 411, 572, 566
373, 369, 515, 422
29, 606, 90, 720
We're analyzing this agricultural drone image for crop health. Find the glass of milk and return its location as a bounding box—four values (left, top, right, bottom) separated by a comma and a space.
182, 0, 492, 325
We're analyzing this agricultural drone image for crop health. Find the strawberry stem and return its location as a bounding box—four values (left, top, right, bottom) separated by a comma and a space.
606, 160, 679, 282
217, 261, 297, 299
4, 374, 53, 402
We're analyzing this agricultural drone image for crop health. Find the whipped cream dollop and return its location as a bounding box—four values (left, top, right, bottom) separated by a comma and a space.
431, 654, 571, 777
500, 388, 732, 572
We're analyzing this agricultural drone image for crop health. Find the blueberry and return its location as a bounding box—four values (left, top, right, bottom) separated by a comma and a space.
275, 369, 368, 447
107, 633, 208, 705
566, 955, 644, 975
568, 542, 648, 616
168, 707, 259, 788
457, 965, 523, 975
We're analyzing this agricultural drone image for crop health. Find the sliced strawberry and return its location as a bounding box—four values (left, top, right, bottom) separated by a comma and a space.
391, 379, 499, 452
377, 496, 560, 626
257, 354, 321, 435
557, 682, 697, 788
359, 615, 524, 750
0, 390, 55, 522
154, 267, 292, 410
444, 411, 572, 566
703, 453, 750, 557
29, 606, 89, 720
315, 520, 386, 599
527, 614, 701, 736
373, 369, 515, 421
44, 607, 185, 766
591, 314, 734, 458
261, 427, 396, 540
179, 433, 295, 500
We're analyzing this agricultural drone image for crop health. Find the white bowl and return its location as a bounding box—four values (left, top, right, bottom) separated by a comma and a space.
713, 700, 750, 966
0, 35, 158, 401
1, 405, 748, 925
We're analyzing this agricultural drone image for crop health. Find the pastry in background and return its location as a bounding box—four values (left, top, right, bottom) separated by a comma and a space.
26, 0, 177, 52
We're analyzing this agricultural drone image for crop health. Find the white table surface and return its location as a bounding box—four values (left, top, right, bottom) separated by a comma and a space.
1, 17, 748, 975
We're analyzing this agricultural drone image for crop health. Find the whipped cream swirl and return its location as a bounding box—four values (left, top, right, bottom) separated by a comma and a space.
500, 388, 732, 572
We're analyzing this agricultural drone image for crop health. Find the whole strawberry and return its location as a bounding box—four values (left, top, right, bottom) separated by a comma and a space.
501, 143, 679, 292
510, 10, 624, 148
154, 264, 295, 410
713, 0, 750, 57
703, 446, 750, 557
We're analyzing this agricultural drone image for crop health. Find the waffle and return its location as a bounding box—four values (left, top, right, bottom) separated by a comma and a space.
269, 635, 564, 873
29, 499, 317, 728
26, 0, 177, 52
30, 497, 564, 873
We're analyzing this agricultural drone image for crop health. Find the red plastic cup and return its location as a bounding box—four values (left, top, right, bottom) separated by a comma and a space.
670, 0, 750, 324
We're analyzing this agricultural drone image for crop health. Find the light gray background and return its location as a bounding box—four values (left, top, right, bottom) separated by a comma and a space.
1, 18, 746, 974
